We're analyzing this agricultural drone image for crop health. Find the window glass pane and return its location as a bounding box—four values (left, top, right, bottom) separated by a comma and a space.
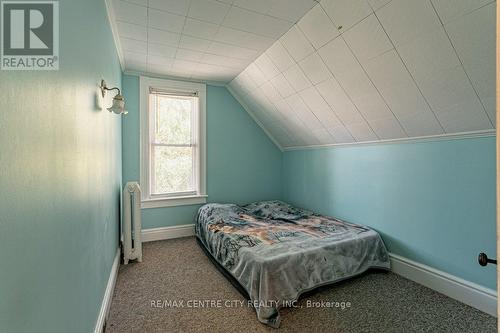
152, 146, 194, 194
154, 95, 193, 145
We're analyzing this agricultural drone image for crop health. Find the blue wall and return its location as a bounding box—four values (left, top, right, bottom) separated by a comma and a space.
0, 1, 122, 332
122, 75, 283, 229
283, 137, 496, 290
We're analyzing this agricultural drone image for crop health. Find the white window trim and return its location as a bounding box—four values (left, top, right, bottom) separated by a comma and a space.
140, 76, 207, 209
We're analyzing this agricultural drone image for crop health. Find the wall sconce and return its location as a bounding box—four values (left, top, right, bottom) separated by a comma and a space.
100, 79, 128, 115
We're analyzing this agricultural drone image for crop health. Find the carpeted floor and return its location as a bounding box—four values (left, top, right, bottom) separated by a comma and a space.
106, 237, 497, 333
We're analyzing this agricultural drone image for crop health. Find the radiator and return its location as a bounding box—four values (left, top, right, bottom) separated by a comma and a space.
122, 182, 142, 265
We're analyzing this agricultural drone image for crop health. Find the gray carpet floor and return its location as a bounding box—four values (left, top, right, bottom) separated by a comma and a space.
106, 237, 497, 333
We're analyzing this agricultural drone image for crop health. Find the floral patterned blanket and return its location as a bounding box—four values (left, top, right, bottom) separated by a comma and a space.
195, 201, 390, 328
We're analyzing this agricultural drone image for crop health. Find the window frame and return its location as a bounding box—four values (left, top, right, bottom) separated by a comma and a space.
140, 76, 207, 209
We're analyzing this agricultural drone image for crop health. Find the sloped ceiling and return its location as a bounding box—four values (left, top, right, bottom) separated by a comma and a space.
228, 0, 496, 149
109, 0, 318, 82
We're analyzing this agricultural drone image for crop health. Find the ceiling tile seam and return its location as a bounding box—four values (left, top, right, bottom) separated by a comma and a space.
312, 2, 381, 140
428, 0, 495, 128
369, 0, 393, 13
146, 6, 150, 72
176, 1, 192, 77
294, 91, 338, 142
295, 4, 339, 51
315, 1, 407, 138
276, 26, 359, 143
372, 10, 446, 134
228, 2, 327, 86
117, 21, 266, 58
430, 0, 496, 24
341, 32, 409, 137
315, 41, 380, 141
318, 1, 373, 38
225, 85, 285, 151
271, 34, 339, 142
116, 15, 271, 51
341, 32, 407, 137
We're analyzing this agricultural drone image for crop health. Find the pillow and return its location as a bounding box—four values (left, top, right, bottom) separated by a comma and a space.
243, 200, 312, 220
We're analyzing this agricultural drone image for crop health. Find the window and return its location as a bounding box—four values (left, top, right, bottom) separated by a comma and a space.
140, 77, 206, 208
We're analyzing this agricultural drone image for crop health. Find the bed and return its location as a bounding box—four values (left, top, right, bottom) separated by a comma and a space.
195, 201, 390, 328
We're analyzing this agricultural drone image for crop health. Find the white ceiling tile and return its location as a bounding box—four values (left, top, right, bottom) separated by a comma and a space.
397, 112, 443, 137
117, 21, 147, 41
171, 59, 197, 75
270, 74, 295, 98
188, 0, 231, 24
482, 97, 496, 127
342, 14, 392, 64
214, 27, 275, 51
261, 82, 282, 102
286, 94, 324, 130
149, 62, 173, 75
299, 52, 332, 85
148, 54, 175, 66
268, 0, 318, 22
298, 5, 339, 49
445, 3, 495, 124
223, 7, 292, 39
397, 28, 460, 83
312, 129, 335, 145
148, 0, 191, 16
364, 50, 434, 119
299, 86, 330, 112
321, 0, 373, 31
125, 0, 147, 6
320, 39, 378, 102
280, 26, 315, 62
431, 0, 493, 24
246, 63, 267, 86
179, 35, 211, 52
148, 28, 181, 46
319, 37, 359, 74
377, 0, 441, 47
201, 54, 247, 69
238, 71, 259, 91
124, 59, 148, 72
316, 78, 364, 125
367, 0, 391, 11
254, 54, 280, 80
182, 18, 219, 40
346, 122, 378, 141
113, 0, 147, 25
327, 126, 355, 143
416, 66, 491, 128
266, 41, 295, 72
283, 64, 312, 92
351, 90, 392, 120
368, 116, 406, 139
233, 0, 270, 14
148, 8, 186, 33
312, 104, 343, 128
120, 37, 147, 53
436, 99, 493, 133
206, 42, 258, 60
124, 51, 147, 64
148, 43, 177, 58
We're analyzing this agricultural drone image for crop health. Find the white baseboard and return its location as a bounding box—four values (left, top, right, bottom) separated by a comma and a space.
141, 224, 195, 242
94, 248, 120, 333
389, 253, 497, 317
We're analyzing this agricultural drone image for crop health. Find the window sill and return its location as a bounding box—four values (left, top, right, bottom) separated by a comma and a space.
141, 195, 208, 209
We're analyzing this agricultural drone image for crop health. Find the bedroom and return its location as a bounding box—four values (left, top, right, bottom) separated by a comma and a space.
0, 0, 497, 332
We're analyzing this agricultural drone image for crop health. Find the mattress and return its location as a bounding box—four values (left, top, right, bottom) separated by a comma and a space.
195, 201, 390, 328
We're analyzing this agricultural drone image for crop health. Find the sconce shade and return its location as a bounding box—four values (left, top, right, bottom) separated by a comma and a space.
107, 94, 128, 115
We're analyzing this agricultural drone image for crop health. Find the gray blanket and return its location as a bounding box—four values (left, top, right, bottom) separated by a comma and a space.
195, 201, 390, 328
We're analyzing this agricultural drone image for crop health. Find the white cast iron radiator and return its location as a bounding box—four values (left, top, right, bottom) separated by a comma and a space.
122, 182, 142, 264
